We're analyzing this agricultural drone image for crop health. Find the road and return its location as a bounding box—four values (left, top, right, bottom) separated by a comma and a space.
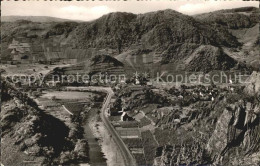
66, 86, 137, 166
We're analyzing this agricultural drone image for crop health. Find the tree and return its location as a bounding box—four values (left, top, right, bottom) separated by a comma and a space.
51, 96, 57, 101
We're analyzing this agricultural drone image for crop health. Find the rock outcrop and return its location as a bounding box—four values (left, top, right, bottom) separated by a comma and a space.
245, 71, 260, 94
207, 102, 260, 165
1, 81, 89, 165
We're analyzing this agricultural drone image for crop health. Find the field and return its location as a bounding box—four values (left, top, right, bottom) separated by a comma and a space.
118, 121, 140, 128
116, 127, 140, 138
63, 103, 85, 114
36, 90, 100, 122
37, 97, 61, 108
41, 91, 93, 100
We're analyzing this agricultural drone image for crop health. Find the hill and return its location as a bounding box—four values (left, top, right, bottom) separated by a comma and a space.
194, 7, 259, 71
1, 7, 258, 74
43, 53, 128, 86
184, 45, 238, 72
1, 16, 82, 23
1, 81, 89, 165
71, 9, 239, 51
194, 7, 259, 29
67, 9, 242, 73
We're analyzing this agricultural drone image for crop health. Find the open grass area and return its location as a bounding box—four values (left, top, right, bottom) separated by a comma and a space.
63, 103, 85, 114
117, 128, 140, 138
37, 98, 61, 108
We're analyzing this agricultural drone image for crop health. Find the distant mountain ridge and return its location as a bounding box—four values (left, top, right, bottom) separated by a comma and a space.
71, 9, 240, 50
1, 16, 83, 22
194, 6, 259, 29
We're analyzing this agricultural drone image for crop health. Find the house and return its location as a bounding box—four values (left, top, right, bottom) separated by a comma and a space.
121, 112, 134, 121
135, 78, 140, 85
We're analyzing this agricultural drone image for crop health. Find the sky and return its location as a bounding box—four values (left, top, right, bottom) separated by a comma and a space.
2, 0, 259, 21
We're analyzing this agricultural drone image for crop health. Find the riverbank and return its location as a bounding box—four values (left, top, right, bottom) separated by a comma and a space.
82, 108, 107, 166
89, 112, 125, 166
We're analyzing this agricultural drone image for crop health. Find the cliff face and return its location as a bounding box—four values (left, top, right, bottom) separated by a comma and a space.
1, 82, 70, 165
245, 72, 260, 95
113, 85, 260, 165
1, 81, 90, 165
152, 99, 260, 166
207, 102, 260, 165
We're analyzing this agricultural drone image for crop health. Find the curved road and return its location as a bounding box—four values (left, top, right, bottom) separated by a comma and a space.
66, 87, 136, 166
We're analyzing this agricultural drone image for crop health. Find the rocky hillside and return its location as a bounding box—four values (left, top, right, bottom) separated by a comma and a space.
194, 7, 259, 29
1, 7, 258, 73
46, 54, 127, 83
207, 101, 260, 165
111, 84, 260, 165
245, 71, 260, 95
1, 81, 89, 165
154, 99, 260, 166
71, 10, 239, 49
70, 10, 240, 68
185, 45, 238, 72
195, 7, 260, 70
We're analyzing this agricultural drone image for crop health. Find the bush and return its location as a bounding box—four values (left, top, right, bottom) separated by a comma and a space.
51, 96, 57, 101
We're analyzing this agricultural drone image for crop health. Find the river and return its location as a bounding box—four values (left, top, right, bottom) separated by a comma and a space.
81, 109, 107, 166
